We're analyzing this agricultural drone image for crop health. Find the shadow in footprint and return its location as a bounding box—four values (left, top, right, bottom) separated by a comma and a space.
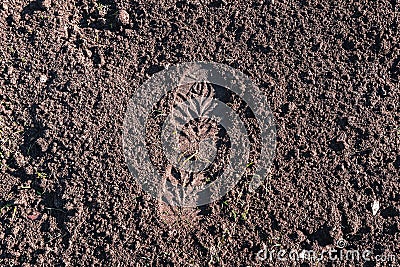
40, 189, 77, 249
21, 1, 47, 17
19, 104, 47, 159
79, 0, 120, 31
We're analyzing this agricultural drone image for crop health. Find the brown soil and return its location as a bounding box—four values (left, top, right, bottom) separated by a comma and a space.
1, 0, 399, 266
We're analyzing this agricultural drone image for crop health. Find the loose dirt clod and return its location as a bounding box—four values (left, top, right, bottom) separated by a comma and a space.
14, 153, 26, 168
118, 10, 130, 25
6, 66, 13, 75
27, 211, 41, 220
84, 49, 92, 58
35, 138, 49, 153
1, 3, 8, 11
37, 0, 51, 9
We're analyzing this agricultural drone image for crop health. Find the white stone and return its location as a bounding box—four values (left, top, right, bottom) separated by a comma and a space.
39, 74, 47, 83
372, 200, 380, 216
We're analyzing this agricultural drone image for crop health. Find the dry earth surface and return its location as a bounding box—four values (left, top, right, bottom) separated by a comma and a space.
0, 0, 399, 266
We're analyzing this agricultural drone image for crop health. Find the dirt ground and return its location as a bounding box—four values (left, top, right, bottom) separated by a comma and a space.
1, 0, 399, 266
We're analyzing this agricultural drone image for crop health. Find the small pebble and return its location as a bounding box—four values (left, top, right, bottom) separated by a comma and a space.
27, 211, 41, 221
118, 9, 130, 25
39, 74, 47, 83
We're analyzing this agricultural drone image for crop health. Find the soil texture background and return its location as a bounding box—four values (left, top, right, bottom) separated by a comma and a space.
0, 0, 399, 266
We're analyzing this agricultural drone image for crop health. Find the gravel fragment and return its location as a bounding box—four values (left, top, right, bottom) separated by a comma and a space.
118, 9, 130, 25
